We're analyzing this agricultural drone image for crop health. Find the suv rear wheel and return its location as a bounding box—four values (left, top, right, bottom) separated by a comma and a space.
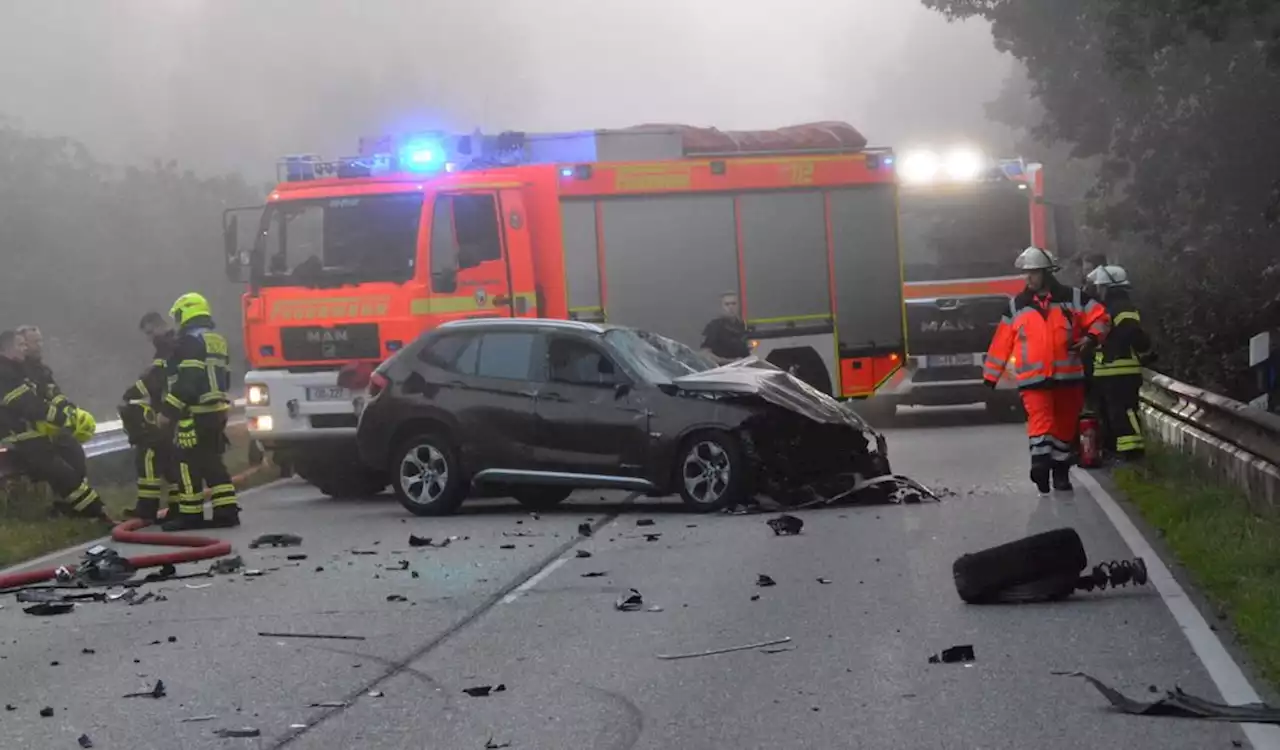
392, 432, 467, 516
511, 486, 573, 510
675, 431, 748, 512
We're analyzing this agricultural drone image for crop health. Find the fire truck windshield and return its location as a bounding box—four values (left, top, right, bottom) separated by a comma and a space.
253, 192, 423, 287
899, 183, 1031, 282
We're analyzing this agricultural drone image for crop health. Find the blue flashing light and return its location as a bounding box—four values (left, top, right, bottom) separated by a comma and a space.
883, 156, 895, 167
398, 140, 446, 172
559, 166, 574, 178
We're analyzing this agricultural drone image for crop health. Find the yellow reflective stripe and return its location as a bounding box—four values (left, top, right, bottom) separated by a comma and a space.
178, 359, 205, 369
746, 314, 832, 325
409, 291, 537, 316
135, 380, 151, 399
1114, 311, 1141, 325
3, 384, 30, 405
165, 393, 186, 409
152, 359, 167, 368
1, 430, 43, 444
1093, 365, 1143, 377
190, 403, 229, 414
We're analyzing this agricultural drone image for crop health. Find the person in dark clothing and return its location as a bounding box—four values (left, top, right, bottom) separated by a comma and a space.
157, 293, 241, 531
1085, 265, 1154, 461
1077, 254, 1109, 411
17, 325, 87, 477
0, 330, 111, 523
700, 292, 751, 364
120, 311, 179, 523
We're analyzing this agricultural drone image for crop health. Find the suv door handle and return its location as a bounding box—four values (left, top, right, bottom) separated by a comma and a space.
493, 294, 511, 306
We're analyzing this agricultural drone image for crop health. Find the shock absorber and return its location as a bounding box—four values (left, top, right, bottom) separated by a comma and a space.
1076, 557, 1149, 592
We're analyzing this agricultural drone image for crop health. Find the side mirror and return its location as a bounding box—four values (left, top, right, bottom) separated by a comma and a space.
614, 382, 632, 399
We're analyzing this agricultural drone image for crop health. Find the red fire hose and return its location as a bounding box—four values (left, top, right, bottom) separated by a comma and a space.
0, 516, 234, 589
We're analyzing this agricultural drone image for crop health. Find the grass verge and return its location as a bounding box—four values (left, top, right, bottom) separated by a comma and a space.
0, 428, 275, 569
1113, 445, 1280, 689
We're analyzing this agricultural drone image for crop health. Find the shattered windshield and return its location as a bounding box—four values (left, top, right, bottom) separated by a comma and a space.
899, 183, 1030, 282
604, 328, 710, 383
254, 192, 423, 287
631, 329, 717, 373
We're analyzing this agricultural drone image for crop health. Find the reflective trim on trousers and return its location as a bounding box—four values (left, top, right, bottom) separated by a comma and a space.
210, 483, 238, 509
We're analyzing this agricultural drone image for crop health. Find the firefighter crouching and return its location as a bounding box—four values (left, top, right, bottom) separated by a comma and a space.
983, 247, 1111, 495
1085, 265, 1154, 461
157, 293, 242, 531
17, 324, 88, 478
0, 329, 110, 522
119, 312, 179, 523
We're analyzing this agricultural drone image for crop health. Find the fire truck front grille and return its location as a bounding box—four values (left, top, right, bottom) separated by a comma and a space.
906, 296, 1008, 356
280, 324, 381, 362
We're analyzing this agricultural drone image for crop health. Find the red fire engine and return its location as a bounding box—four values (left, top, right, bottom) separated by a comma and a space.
224, 123, 907, 494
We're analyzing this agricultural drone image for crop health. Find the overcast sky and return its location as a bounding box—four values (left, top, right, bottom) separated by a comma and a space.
0, 0, 1013, 179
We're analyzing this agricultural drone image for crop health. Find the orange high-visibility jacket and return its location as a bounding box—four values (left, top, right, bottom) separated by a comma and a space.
983, 282, 1110, 389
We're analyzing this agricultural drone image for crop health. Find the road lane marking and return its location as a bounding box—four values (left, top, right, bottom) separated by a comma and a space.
1074, 468, 1280, 750
501, 556, 570, 604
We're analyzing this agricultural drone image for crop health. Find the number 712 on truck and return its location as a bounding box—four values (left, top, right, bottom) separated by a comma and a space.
223, 123, 908, 497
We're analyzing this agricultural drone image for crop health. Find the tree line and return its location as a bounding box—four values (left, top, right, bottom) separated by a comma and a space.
923, 1, 1280, 400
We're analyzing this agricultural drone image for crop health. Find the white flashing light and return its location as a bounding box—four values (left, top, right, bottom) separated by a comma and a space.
944, 147, 984, 181
900, 150, 940, 184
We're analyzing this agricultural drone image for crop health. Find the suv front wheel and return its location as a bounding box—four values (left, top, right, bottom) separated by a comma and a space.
392, 432, 467, 516
675, 430, 749, 512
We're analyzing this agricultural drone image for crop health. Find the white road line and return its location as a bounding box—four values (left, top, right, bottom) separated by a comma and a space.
1074, 468, 1280, 750
501, 556, 570, 605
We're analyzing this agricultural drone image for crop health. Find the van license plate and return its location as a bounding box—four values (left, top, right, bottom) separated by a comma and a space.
306, 386, 350, 401
926, 354, 975, 368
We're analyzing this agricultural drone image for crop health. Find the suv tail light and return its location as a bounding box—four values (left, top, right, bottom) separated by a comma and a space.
368, 371, 389, 399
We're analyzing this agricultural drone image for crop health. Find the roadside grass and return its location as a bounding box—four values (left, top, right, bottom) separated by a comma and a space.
1113, 445, 1280, 689
0, 428, 274, 569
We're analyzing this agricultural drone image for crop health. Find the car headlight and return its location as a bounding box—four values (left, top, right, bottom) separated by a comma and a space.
251, 414, 273, 432
247, 383, 269, 406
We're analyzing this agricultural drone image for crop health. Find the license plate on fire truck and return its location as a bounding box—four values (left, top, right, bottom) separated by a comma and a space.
306, 386, 350, 402
925, 354, 977, 368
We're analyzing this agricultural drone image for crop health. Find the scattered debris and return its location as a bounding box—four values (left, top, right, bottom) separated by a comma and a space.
816, 578, 832, 585
408, 535, 454, 548
213, 728, 261, 739
351, 550, 378, 556
209, 557, 243, 575
81, 648, 95, 654
387, 594, 408, 602
185, 583, 213, 590
78, 733, 93, 748
928, 645, 975, 664
123, 680, 167, 699
581, 572, 608, 578
286, 554, 308, 561
647, 605, 665, 612
485, 737, 513, 749
168, 636, 178, 643
503, 530, 541, 538
462, 684, 507, 698
760, 647, 795, 654
750, 594, 760, 601
756, 574, 777, 588
144, 563, 178, 581
39, 706, 54, 717
643, 534, 661, 542
309, 701, 347, 708
1054, 671, 1280, 723
180, 715, 217, 723
499, 544, 516, 550
657, 636, 793, 660
391, 560, 410, 571
257, 631, 367, 641
23, 602, 75, 617
575, 550, 592, 558
249, 533, 303, 549
243, 569, 265, 578
73, 546, 138, 586
577, 523, 592, 537
4, 704, 13, 711
367, 690, 383, 698
615, 589, 644, 612
129, 592, 166, 606
637, 519, 655, 527
767, 515, 804, 536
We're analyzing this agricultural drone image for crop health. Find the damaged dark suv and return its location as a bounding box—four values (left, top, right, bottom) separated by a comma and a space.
356, 318, 891, 516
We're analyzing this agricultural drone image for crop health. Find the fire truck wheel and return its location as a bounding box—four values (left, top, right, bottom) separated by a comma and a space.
952, 527, 1088, 604
511, 486, 573, 510
392, 432, 467, 516
674, 430, 748, 512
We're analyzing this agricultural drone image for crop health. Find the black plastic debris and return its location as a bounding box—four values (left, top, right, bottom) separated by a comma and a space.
258, 631, 366, 641
615, 589, 644, 612
485, 738, 512, 749
581, 571, 608, 578
78, 733, 93, 748
499, 544, 516, 550
575, 549, 592, 558
409, 535, 430, 547
144, 563, 178, 581
392, 560, 410, 571
750, 594, 761, 601
387, 594, 408, 602
637, 519, 655, 527
82, 648, 96, 654
643, 533, 661, 542
928, 645, 975, 664
23, 602, 75, 617
123, 680, 166, 699
352, 550, 378, 556
249, 534, 302, 549
75, 546, 138, 586
462, 684, 507, 698
817, 578, 832, 585
286, 554, 308, 561
767, 515, 804, 536
1055, 671, 1280, 723
577, 523, 592, 537
209, 556, 244, 575
5, 704, 15, 711
213, 728, 261, 738
756, 574, 777, 588
39, 706, 53, 717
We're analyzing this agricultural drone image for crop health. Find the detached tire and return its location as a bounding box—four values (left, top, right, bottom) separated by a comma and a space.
391, 431, 467, 516
675, 430, 749, 512
512, 486, 573, 510
952, 527, 1088, 604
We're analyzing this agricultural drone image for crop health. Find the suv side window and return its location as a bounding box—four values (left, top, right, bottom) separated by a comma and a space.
547, 335, 622, 387
416, 332, 478, 373
475, 332, 535, 380
429, 193, 503, 293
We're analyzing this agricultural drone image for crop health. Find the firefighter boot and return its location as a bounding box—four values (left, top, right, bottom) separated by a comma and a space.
161, 510, 206, 532
127, 497, 161, 524
1030, 464, 1051, 496
1051, 462, 1074, 492
208, 504, 241, 529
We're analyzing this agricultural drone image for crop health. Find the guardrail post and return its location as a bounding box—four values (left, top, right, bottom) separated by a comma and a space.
1249, 330, 1279, 414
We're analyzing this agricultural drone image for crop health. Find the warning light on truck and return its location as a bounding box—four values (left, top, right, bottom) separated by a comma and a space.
398, 141, 445, 172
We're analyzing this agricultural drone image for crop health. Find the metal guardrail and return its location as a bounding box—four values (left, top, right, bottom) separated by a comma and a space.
0, 400, 247, 479
1139, 369, 1280, 512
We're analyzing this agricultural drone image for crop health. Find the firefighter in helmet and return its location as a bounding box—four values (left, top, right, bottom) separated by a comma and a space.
156, 293, 241, 530
983, 247, 1111, 494
1085, 264, 1154, 461
119, 311, 180, 523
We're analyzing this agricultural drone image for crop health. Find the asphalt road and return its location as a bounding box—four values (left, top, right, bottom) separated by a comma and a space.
0, 406, 1254, 749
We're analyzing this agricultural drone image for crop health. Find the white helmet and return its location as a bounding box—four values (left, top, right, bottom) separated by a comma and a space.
1086, 264, 1131, 289
1014, 246, 1059, 271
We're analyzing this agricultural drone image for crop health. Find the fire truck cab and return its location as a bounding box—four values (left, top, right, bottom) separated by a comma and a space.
225, 125, 907, 496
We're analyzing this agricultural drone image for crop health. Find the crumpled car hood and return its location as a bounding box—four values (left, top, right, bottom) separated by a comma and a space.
670, 357, 873, 430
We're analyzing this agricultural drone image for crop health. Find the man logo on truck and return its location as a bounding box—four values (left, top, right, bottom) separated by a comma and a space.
921, 319, 976, 333
306, 330, 350, 344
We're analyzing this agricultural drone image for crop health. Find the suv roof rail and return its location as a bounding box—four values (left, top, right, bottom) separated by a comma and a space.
438, 318, 607, 333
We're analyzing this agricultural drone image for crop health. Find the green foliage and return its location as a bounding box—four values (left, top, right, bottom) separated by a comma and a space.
0, 119, 263, 417
921, 0, 1280, 398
